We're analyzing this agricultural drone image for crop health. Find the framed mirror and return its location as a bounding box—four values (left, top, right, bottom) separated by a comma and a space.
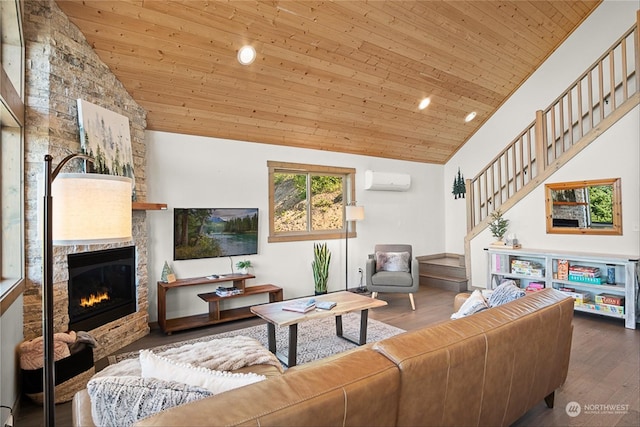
545, 178, 622, 235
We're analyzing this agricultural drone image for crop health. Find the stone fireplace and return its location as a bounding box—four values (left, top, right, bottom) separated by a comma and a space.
23, 1, 151, 361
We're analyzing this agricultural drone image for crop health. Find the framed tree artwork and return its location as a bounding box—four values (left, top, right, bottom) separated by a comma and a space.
77, 99, 136, 200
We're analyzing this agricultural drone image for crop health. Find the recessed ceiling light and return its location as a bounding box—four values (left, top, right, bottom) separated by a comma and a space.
237, 45, 256, 65
465, 111, 477, 122
418, 97, 431, 110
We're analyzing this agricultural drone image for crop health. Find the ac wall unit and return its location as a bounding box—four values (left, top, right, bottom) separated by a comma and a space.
364, 170, 411, 192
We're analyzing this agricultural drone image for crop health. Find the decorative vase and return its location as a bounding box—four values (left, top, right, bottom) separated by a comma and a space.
606, 265, 616, 284
314, 290, 327, 296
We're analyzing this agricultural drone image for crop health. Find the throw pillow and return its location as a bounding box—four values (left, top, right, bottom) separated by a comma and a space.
451, 290, 489, 319
376, 251, 410, 272
87, 376, 212, 427
488, 280, 526, 307
92, 357, 141, 379
139, 349, 266, 394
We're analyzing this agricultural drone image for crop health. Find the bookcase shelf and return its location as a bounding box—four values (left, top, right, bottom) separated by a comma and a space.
486, 247, 638, 329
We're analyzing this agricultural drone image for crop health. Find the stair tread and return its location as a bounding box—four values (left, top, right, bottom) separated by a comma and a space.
419, 273, 467, 283
419, 257, 463, 267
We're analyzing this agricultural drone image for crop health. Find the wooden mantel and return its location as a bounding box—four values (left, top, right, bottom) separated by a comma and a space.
132, 202, 167, 211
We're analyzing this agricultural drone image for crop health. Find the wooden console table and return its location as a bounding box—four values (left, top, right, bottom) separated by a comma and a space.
157, 274, 283, 334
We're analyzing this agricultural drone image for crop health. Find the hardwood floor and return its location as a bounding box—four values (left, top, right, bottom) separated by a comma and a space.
17, 286, 639, 426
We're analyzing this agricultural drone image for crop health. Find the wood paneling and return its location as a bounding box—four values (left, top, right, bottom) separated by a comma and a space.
56, 1, 601, 164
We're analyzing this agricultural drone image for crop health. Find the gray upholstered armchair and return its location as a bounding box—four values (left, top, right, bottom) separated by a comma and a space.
366, 244, 420, 310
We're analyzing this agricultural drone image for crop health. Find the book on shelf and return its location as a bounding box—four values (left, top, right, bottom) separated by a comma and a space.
557, 259, 569, 280
525, 282, 544, 292
568, 274, 603, 284
594, 293, 624, 306
558, 289, 592, 304
316, 301, 337, 310
576, 302, 624, 315
568, 265, 601, 277
492, 253, 510, 273
215, 286, 243, 297
282, 298, 316, 313
510, 259, 544, 277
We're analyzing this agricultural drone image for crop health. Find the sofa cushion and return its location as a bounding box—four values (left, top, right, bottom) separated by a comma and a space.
376, 251, 410, 272
139, 350, 266, 394
87, 376, 213, 427
488, 280, 526, 307
451, 290, 488, 319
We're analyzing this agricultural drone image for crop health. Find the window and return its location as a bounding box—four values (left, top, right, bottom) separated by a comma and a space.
268, 161, 356, 243
545, 178, 621, 235
1, 0, 25, 311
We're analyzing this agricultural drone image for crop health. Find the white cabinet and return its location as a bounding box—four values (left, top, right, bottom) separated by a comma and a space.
486, 247, 639, 329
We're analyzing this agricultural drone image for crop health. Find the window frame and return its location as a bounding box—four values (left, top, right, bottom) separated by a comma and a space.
545, 178, 622, 235
0, 0, 26, 313
267, 161, 357, 243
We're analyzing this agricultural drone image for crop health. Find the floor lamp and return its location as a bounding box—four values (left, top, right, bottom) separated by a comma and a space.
43, 154, 132, 427
344, 204, 365, 292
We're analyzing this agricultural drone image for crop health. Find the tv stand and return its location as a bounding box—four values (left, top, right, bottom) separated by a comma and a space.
157, 274, 283, 334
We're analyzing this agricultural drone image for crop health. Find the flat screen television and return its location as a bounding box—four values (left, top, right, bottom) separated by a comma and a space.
174, 208, 258, 260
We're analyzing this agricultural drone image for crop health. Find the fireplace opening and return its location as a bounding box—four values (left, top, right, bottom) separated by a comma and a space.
68, 246, 136, 331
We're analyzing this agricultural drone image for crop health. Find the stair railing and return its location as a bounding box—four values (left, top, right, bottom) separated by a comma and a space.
466, 21, 638, 237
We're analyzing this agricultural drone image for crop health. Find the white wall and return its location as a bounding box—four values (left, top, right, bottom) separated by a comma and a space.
445, 0, 639, 255
470, 106, 640, 287
146, 132, 443, 321
444, 0, 640, 287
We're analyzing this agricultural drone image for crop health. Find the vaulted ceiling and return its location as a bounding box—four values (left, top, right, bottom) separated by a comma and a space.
56, 1, 601, 164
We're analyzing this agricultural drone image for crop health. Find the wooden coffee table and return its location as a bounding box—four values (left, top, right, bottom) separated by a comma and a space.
250, 291, 387, 367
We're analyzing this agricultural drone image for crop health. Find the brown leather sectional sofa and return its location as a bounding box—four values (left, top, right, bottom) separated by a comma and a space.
73, 288, 574, 426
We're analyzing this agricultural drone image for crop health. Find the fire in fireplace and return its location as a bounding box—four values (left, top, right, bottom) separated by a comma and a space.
67, 246, 136, 331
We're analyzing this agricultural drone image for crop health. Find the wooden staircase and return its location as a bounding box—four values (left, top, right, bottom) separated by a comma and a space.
417, 254, 468, 292
461, 19, 638, 286
466, 22, 638, 240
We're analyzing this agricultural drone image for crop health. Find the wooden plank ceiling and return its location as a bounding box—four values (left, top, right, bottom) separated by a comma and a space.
56, 0, 601, 164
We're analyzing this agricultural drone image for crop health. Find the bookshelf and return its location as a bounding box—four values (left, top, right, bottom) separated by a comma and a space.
486, 247, 638, 329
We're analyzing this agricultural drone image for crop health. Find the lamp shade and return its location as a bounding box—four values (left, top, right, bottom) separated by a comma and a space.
345, 205, 365, 221
52, 173, 132, 245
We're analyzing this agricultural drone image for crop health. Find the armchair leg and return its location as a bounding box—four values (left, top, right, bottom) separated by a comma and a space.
371, 292, 378, 299
409, 293, 416, 310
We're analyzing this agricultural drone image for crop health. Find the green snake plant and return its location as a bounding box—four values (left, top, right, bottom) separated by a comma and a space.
312, 242, 331, 293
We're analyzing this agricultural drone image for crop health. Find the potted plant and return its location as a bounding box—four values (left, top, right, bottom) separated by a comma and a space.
236, 260, 252, 274
312, 242, 331, 295
489, 209, 509, 243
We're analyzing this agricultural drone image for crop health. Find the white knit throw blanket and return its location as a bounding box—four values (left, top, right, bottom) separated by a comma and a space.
158, 335, 283, 372
100, 336, 283, 378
